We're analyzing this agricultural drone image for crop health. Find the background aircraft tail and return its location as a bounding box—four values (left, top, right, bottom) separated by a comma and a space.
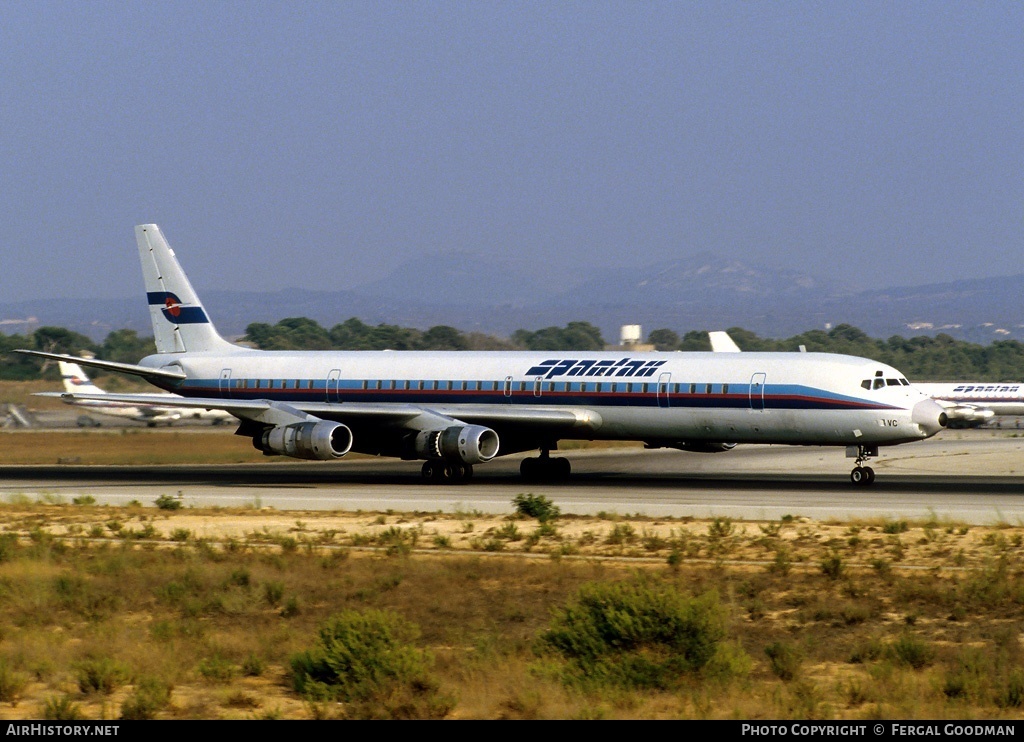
135, 224, 238, 354
59, 362, 106, 395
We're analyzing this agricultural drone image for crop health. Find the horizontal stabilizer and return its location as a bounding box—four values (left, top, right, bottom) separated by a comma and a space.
14, 350, 187, 382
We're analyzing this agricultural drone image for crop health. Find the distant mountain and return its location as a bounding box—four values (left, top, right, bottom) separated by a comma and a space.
351, 251, 573, 307
1, 253, 1021, 345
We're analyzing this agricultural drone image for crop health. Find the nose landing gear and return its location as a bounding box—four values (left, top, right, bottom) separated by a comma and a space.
849, 445, 877, 486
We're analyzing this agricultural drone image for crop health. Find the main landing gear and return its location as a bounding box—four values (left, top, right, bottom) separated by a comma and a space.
849, 445, 877, 486
421, 460, 473, 483
520, 449, 571, 482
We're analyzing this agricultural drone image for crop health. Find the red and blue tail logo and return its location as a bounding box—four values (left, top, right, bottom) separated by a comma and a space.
147, 292, 209, 324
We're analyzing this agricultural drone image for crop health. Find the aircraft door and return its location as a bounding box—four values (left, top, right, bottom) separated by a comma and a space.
504, 376, 513, 402
657, 372, 671, 408
327, 369, 341, 402
749, 372, 766, 411
219, 369, 232, 398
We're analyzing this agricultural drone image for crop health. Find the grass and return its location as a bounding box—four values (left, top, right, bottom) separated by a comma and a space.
0, 501, 1022, 718
0, 430, 272, 465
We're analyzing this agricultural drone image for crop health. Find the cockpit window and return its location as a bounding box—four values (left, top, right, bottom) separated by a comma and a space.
900, 379, 910, 386
873, 379, 885, 390
861, 380, 871, 390
886, 379, 901, 386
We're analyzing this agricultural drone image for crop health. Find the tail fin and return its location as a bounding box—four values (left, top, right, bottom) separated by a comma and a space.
59, 362, 106, 395
135, 225, 237, 354
708, 331, 742, 353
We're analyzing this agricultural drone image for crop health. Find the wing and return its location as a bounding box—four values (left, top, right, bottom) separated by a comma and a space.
43, 392, 602, 434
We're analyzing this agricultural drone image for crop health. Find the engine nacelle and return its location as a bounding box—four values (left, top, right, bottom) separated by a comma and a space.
945, 406, 995, 429
414, 425, 499, 465
258, 421, 353, 460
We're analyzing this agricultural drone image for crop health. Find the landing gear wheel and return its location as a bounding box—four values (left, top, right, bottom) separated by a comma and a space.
849, 445, 879, 486
850, 466, 876, 486
555, 457, 571, 480
520, 457, 538, 481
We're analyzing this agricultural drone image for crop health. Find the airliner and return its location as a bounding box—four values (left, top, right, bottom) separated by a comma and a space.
57, 361, 231, 426
913, 383, 1024, 429
17, 225, 948, 486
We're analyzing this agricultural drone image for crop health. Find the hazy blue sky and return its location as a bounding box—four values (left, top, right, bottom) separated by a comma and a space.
2, 1, 1021, 303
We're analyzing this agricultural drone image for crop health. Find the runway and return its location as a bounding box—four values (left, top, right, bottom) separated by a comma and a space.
1, 431, 1021, 524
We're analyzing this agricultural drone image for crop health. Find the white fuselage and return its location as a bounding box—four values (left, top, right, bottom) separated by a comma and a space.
138, 348, 944, 449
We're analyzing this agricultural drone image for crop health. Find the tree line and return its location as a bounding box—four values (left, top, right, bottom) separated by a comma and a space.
2, 318, 1023, 381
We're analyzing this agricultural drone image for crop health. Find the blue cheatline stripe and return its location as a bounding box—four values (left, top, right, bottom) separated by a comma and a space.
169, 378, 899, 412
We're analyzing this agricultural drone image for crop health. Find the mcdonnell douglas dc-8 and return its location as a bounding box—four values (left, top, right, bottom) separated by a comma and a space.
18, 225, 948, 486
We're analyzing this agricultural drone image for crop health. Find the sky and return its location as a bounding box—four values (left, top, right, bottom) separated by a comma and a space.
1, 1, 1021, 303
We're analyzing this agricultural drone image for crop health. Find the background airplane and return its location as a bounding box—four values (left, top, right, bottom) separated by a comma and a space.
58, 361, 231, 427
18, 225, 947, 486
912, 382, 1024, 429
708, 332, 1023, 429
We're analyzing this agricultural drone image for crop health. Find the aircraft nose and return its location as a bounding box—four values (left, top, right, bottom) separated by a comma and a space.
912, 398, 948, 437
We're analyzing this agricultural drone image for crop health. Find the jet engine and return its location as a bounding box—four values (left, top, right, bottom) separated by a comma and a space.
945, 405, 995, 429
258, 420, 353, 460
414, 425, 499, 465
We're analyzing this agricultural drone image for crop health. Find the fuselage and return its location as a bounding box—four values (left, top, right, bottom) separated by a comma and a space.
139, 348, 944, 449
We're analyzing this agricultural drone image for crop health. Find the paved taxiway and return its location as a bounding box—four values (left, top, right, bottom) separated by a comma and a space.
0, 430, 1021, 524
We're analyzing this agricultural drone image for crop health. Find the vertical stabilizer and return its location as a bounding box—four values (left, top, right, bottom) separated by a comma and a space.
708, 331, 742, 353
59, 362, 106, 395
135, 225, 236, 354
